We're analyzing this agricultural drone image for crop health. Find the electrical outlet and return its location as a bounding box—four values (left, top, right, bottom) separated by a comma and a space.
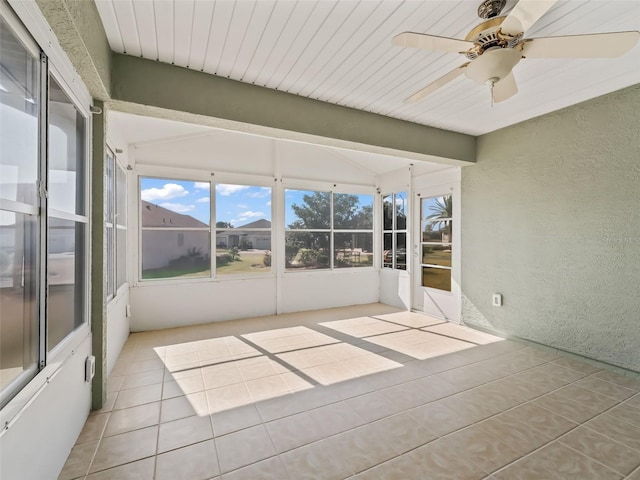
85, 356, 96, 382
492, 293, 503, 307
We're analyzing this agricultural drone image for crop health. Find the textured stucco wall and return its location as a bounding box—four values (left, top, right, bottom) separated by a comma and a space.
35, 0, 111, 99
462, 84, 640, 372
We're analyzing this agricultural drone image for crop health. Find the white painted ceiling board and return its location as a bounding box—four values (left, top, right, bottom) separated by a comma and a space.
132, 1, 157, 61
95, 0, 640, 136
188, 2, 216, 70
96, 1, 124, 53
173, 0, 195, 68
215, 0, 255, 78
111, 0, 140, 57
228, 0, 275, 80
152, 0, 174, 64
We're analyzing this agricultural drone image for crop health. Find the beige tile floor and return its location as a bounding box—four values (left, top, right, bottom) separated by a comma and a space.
59, 303, 640, 480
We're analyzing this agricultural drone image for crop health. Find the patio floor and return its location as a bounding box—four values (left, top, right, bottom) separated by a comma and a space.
59, 303, 640, 479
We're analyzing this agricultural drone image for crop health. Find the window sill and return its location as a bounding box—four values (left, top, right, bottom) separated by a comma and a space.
0, 324, 91, 436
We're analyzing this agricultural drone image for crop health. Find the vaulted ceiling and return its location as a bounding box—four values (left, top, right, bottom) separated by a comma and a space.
95, 0, 640, 136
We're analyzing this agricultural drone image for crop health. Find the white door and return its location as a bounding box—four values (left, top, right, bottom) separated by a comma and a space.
412, 185, 461, 322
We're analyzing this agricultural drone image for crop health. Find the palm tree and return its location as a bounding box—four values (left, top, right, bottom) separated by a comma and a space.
426, 196, 452, 242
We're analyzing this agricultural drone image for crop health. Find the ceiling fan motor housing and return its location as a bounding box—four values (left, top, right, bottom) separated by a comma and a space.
477, 0, 507, 19
465, 47, 522, 85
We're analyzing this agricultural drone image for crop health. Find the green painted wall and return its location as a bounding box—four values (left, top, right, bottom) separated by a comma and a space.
110, 54, 476, 164
35, 0, 111, 99
461, 84, 640, 372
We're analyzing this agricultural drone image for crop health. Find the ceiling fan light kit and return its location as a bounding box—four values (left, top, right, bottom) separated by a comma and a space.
392, 0, 640, 104
464, 47, 522, 86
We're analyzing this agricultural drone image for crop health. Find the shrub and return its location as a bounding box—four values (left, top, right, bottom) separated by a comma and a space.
263, 252, 271, 267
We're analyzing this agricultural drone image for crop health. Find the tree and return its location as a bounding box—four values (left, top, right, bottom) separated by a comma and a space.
425, 196, 452, 242
288, 192, 371, 230
286, 193, 373, 267
216, 221, 233, 229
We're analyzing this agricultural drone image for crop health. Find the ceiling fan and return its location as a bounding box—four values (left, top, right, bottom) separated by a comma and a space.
393, 0, 640, 104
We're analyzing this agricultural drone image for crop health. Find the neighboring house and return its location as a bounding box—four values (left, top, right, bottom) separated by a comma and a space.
216, 218, 271, 250
141, 201, 210, 271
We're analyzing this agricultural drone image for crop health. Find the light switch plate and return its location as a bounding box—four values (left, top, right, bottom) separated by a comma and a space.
492, 293, 503, 307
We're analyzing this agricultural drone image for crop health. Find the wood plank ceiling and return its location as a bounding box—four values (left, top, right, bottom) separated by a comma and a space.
95, 0, 640, 136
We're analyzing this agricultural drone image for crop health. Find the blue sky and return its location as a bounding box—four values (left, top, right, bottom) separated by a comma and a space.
140, 178, 272, 226
139, 180, 373, 228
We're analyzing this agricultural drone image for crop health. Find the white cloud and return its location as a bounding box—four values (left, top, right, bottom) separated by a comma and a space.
237, 203, 248, 209
196, 197, 210, 203
216, 184, 250, 196
266, 200, 271, 206
141, 183, 189, 202
160, 202, 195, 214
247, 187, 271, 198
240, 210, 263, 218
194, 182, 210, 190
232, 210, 265, 225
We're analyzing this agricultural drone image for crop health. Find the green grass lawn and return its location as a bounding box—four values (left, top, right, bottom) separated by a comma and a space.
216, 251, 270, 275
142, 266, 210, 279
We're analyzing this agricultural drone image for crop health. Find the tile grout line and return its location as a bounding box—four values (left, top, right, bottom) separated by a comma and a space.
489, 383, 638, 478
92, 316, 640, 479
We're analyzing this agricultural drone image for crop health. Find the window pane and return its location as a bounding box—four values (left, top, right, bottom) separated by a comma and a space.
48, 219, 85, 350
140, 177, 210, 227
285, 190, 330, 229
285, 232, 329, 270
422, 244, 451, 267
334, 232, 373, 268
422, 266, 451, 292
216, 246, 272, 276
396, 192, 407, 230
105, 151, 114, 222
396, 232, 407, 270
216, 229, 272, 251
421, 220, 452, 242
383, 232, 392, 268
49, 77, 86, 216
116, 164, 127, 226
382, 195, 393, 230
141, 230, 210, 279
0, 19, 40, 207
421, 195, 451, 221
334, 193, 373, 230
116, 227, 126, 288
105, 224, 114, 298
216, 184, 271, 227
0, 211, 38, 400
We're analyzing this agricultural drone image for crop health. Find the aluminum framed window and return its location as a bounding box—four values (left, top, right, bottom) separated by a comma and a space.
0, 6, 90, 408
382, 192, 407, 270
284, 189, 374, 271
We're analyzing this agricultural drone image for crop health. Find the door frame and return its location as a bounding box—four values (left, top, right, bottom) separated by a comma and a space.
412, 173, 461, 323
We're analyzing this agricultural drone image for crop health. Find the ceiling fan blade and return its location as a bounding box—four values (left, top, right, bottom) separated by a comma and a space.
405, 63, 470, 103
392, 32, 473, 54
522, 31, 640, 58
493, 72, 518, 103
500, 0, 558, 36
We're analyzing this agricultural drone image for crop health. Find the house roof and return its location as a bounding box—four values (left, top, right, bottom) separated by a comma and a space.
141, 201, 209, 228
235, 219, 271, 229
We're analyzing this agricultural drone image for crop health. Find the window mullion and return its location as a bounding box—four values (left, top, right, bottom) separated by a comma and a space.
38, 50, 48, 369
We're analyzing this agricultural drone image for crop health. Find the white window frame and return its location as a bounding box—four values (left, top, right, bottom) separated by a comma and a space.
105, 147, 127, 301
0, 0, 91, 421
134, 168, 276, 284
283, 182, 376, 273
382, 192, 408, 270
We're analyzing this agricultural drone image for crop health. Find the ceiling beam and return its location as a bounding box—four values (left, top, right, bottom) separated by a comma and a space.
111, 54, 476, 165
